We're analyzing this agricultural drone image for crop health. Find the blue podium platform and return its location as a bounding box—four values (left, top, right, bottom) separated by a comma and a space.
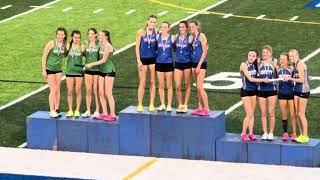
27, 107, 320, 167
151, 109, 225, 160
27, 111, 119, 154
216, 133, 247, 163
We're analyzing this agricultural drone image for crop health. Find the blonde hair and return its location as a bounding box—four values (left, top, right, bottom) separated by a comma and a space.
263, 45, 273, 53
289, 49, 300, 59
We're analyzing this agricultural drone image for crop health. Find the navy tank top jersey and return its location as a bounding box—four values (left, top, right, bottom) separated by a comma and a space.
191, 33, 206, 64
293, 61, 310, 93
175, 33, 192, 63
278, 67, 294, 95
257, 59, 277, 91
156, 34, 173, 64
240, 61, 257, 91
140, 29, 157, 59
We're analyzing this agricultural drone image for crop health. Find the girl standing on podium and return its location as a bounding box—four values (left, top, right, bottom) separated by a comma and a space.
41, 27, 67, 118
65, 30, 84, 118
257, 45, 278, 141
82, 28, 101, 118
85, 30, 116, 121
240, 49, 269, 141
189, 20, 210, 116
174, 21, 192, 113
135, 15, 158, 112
155, 22, 175, 112
285, 49, 310, 143
277, 53, 297, 141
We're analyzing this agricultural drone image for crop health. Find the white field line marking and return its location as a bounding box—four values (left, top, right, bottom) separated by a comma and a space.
225, 48, 320, 116
125, 9, 136, 15
93, 8, 104, 14
18, 142, 27, 148
62, 7, 72, 12
158, 11, 168, 16
316, 3, 320, 7
223, 13, 233, 18
30, 6, 51, 9
1, 5, 12, 9
15, 0, 230, 149
0, 0, 61, 24
289, 16, 299, 21
256, 14, 265, 19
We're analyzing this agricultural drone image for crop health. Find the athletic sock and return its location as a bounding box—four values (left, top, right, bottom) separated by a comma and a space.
282, 119, 288, 133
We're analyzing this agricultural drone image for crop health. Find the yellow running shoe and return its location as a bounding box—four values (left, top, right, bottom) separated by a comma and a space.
157, 104, 166, 111
181, 105, 188, 113
176, 105, 183, 113
296, 134, 303, 142
297, 135, 309, 143
137, 105, 143, 112
74, 110, 80, 117
166, 105, 172, 112
149, 104, 155, 112
66, 110, 74, 117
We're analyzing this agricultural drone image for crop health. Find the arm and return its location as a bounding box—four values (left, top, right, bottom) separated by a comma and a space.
289, 62, 305, 83
41, 40, 54, 79
135, 29, 143, 67
198, 33, 207, 67
86, 43, 111, 68
240, 63, 268, 83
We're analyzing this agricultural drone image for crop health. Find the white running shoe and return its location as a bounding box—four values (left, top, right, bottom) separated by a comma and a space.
81, 111, 91, 118
92, 112, 100, 118
261, 133, 268, 140
267, 133, 274, 141
49, 110, 59, 118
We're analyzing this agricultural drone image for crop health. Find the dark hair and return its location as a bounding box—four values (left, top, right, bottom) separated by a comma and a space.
148, 14, 157, 20
101, 30, 112, 45
87, 27, 97, 35
69, 30, 81, 48
249, 49, 259, 72
189, 19, 201, 32
56, 27, 67, 44
178, 21, 188, 28
162, 21, 171, 28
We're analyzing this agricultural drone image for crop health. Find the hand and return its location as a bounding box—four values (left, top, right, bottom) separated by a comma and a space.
284, 76, 291, 81
85, 64, 93, 69
42, 69, 47, 80
137, 59, 143, 71
195, 65, 201, 74
263, 78, 270, 83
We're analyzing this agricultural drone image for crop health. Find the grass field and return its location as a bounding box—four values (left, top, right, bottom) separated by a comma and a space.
0, 0, 319, 147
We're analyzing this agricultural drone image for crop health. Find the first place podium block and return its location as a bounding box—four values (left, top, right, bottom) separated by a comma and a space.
151, 109, 225, 160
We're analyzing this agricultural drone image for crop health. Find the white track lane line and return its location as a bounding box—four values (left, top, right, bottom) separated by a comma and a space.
222, 13, 233, 18
125, 9, 136, 15
1, 5, 12, 9
0, 0, 61, 24
289, 16, 299, 21
62, 7, 72, 12
158, 11, 168, 16
93, 8, 104, 14
256, 14, 265, 19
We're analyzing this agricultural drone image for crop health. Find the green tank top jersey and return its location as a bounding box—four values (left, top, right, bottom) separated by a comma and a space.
66, 44, 84, 76
99, 44, 115, 73
46, 40, 65, 71
85, 40, 100, 72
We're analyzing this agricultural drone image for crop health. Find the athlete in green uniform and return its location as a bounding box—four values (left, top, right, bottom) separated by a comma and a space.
85, 30, 116, 121
42, 27, 67, 118
81, 28, 100, 118
65, 30, 84, 117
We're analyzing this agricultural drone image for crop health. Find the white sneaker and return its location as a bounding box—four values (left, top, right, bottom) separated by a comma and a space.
49, 110, 59, 118
267, 133, 274, 141
92, 112, 100, 118
81, 111, 91, 118
261, 133, 268, 140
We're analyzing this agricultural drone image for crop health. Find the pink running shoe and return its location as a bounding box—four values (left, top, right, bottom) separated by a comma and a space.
104, 114, 117, 121
198, 109, 210, 116
290, 133, 297, 141
282, 132, 289, 141
191, 108, 203, 115
96, 113, 108, 120
249, 133, 257, 140
241, 133, 250, 142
